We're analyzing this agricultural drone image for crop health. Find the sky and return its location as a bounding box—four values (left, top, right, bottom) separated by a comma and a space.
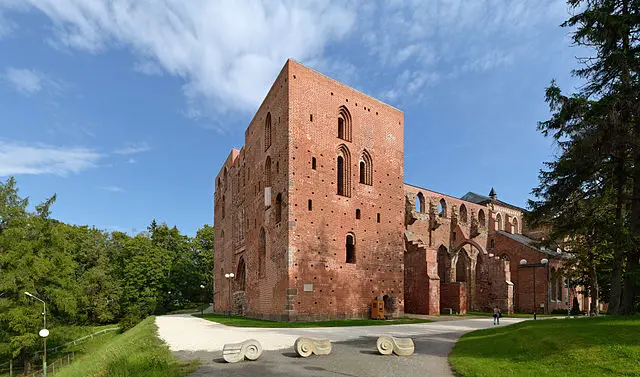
0, 1, 587, 236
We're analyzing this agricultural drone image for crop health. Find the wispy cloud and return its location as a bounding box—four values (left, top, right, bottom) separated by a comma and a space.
2, 67, 66, 96
0, 140, 103, 176
113, 142, 150, 155
99, 185, 124, 193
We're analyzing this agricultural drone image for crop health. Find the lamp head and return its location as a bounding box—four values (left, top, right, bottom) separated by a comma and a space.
519, 259, 527, 265
229, 273, 235, 278
224, 273, 230, 278
541, 258, 549, 264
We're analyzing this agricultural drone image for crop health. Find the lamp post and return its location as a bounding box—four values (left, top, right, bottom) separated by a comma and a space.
518, 259, 548, 317
24, 292, 47, 377
200, 284, 206, 315
224, 273, 234, 318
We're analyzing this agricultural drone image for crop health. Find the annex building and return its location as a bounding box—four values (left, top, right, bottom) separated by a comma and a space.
213, 60, 579, 321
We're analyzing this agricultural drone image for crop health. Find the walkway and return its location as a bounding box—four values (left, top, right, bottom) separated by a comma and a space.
156, 314, 525, 377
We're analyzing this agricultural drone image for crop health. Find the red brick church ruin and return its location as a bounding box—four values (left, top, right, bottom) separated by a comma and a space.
213, 60, 577, 320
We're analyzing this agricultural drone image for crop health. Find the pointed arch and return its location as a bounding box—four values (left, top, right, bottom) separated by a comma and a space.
478, 209, 486, 227
496, 213, 503, 231
416, 192, 425, 213
338, 105, 352, 142
438, 198, 447, 217
265, 112, 272, 150
512, 217, 519, 234
359, 149, 373, 185
265, 156, 272, 187
437, 245, 448, 283
236, 257, 246, 291
459, 204, 468, 223
336, 144, 351, 197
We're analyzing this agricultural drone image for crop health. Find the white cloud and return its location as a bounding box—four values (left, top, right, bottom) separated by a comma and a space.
127, 158, 136, 164
113, 142, 150, 155
2, 67, 66, 96
99, 185, 124, 193
0, 140, 103, 176
18, 0, 356, 116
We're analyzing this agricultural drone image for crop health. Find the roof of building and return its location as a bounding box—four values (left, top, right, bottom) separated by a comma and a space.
461, 191, 526, 212
496, 230, 572, 260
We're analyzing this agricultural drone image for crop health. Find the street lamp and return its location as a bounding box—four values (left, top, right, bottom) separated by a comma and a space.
200, 284, 206, 315
25, 291, 48, 377
518, 259, 549, 318
224, 273, 234, 318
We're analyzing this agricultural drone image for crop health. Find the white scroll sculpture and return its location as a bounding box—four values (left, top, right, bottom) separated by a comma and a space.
294, 337, 333, 357
222, 339, 263, 363
376, 336, 415, 356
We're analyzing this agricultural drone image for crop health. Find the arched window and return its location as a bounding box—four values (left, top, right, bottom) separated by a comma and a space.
346, 233, 355, 263
438, 198, 447, 217
265, 112, 272, 150
478, 209, 486, 227
416, 192, 425, 213
275, 193, 282, 223
237, 257, 246, 291
336, 144, 351, 197
265, 156, 272, 187
338, 106, 352, 141
356, 209, 361, 219
359, 150, 373, 185
312, 157, 316, 170
459, 204, 468, 223
437, 245, 448, 282
259, 228, 266, 277
513, 218, 519, 234
496, 213, 503, 231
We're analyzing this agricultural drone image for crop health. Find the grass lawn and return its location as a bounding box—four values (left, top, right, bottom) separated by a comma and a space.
194, 313, 431, 327
55, 317, 197, 377
466, 311, 558, 318
450, 316, 640, 377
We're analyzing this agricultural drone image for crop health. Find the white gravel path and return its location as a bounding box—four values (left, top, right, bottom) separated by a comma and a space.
155, 314, 525, 352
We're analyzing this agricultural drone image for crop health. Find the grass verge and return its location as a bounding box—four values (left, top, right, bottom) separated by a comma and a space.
194, 313, 431, 327
55, 317, 197, 377
466, 311, 558, 318
450, 316, 640, 377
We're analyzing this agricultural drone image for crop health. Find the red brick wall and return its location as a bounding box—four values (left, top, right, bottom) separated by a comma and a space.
404, 243, 439, 314
440, 283, 467, 314
286, 60, 406, 320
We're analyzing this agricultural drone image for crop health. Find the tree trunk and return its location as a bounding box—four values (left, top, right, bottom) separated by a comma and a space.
591, 264, 599, 315
610, 157, 626, 314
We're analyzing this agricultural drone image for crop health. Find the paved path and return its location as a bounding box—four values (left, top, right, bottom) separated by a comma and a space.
156, 315, 525, 377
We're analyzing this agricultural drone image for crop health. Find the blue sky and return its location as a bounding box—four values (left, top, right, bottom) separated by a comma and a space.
0, 1, 585, 236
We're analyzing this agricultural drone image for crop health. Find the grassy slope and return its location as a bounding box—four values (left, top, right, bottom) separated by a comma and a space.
56, 317, 196, 377
194, 313, 431, 327
450, 316, 640, 377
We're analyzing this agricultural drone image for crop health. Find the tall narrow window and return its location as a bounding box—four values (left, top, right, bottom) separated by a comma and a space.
377, 213, 381, 223
312, 157, 316, 170
416, 192, 425, 213
478, 209, 486, 227
359, 150, 373, 185
459, 204, 468, 223
336, 144, 351, 197
356, 209, 361, 219
346, 233, 355, 263
496, 213, 503, 231
438, 199, 447, 217
337, 106, 352, 141
308, 199, 313, 211
275, 193, 282, 223
265, 112, 272, 150
265, 157, 272, 187
513, 218, 519, 234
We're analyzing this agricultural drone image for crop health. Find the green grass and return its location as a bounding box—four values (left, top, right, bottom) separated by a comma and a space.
466, 311, 558, 318
194, 313, 431, 327
55, 317, 197, 377
450, 316, 640, 377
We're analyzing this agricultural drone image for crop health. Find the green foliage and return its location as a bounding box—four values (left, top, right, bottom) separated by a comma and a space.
530, 0, 640, 315
54, 317, 197, 377
450, 316, 640, 377
0, 177, 214, 367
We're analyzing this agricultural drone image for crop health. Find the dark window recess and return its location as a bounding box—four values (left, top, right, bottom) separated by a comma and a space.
308, 199, 313, 211
356, 209, 361, 219
312, 157, 317, 170
346, 234, 355, 264
377, 213, 381, 223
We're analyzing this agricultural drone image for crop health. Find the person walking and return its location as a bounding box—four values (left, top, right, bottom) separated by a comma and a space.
493, 307, 501, 325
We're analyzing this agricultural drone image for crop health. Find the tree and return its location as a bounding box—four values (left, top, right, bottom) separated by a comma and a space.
530, 0, 640, 314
